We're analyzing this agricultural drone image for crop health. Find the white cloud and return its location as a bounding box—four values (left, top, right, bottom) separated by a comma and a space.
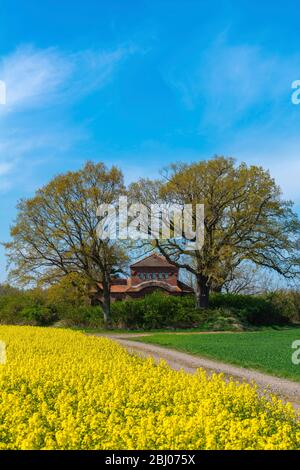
163, 34, 300, 129
0, 46, 71, 111
0, 43, 137, 190
0, 44, 134, 114
162, 34, 300, 205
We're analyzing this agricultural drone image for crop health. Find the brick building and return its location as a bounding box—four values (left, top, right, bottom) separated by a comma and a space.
98, 253, 193, 302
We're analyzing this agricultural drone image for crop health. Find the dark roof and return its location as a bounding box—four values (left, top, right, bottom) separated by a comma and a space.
130, 253, 177, 269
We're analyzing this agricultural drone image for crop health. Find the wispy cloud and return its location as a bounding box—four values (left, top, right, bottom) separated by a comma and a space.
0, 43, 135, 113
162, 33, 300, 204
0, 43, 137, 190
163, 34, 300, 128
0, 46, 71, 112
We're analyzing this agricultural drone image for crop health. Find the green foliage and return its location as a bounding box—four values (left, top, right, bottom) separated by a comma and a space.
20, 306, 54, 326
0, 294, 26, 324
46, 273, 91, 316
0, 282, 295, 329
209, 293, 288, 325
135, 329, 300, 382
192, 308, 246, 331
131, 157, 300, 308
0, 283, 20, 296
111, 292, 198, 329
0, 290, 56, 325
0, 283, 101, 327
111, 291, 290, 329
4, 161, 128, 322
57, 305, 104, 328
266, 290, 300, 322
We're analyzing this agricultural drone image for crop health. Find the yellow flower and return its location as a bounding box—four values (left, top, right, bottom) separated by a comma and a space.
0, 325, 299, 450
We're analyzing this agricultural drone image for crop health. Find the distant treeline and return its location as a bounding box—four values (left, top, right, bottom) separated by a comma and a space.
0, 283, 299, 330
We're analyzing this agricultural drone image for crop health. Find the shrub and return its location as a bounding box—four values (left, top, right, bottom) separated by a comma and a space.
266, 290, 300, 322
111, 292, 201, 329
0, 283, 293, 329
210, 293, 288, 326
0, 284, 21, 296
47, 273, 91, 310
0, 290, 58, 326
110, 291, 290, 329
111, 292, 213, 329
20, 306, 55, 326
188, 307, 246, 331
0, 294, 31, 324
57, 305, 104, 328
111, 299, 145, 329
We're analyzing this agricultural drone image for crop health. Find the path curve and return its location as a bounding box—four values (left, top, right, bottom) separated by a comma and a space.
92, 333, 300, 408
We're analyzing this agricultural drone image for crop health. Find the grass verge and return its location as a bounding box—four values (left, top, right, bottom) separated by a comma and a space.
132, 329, 300, 382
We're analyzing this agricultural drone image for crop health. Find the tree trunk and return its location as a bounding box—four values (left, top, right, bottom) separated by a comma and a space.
90, 282, 111, 324
195, 274, 210, 309
102, 275, 111, 325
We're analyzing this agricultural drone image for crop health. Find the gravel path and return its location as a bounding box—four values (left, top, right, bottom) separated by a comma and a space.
93, 333, 300, 409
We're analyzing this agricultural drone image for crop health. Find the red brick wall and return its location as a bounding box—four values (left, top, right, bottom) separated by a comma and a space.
131, 266, 178, 287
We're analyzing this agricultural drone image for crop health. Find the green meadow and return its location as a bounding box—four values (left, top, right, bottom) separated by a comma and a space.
134, 329, 300, 382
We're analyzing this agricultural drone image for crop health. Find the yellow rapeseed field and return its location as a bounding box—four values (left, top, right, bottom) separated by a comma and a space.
0, 325, 299, 450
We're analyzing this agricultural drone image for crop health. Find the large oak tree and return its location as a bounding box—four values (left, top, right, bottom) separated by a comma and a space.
4, 161, 127, 322
130, 157, 300, 308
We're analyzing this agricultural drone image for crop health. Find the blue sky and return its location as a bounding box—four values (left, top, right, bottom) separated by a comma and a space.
0, 0, 300, 281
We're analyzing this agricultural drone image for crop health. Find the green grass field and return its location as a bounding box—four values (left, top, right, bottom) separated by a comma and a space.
133, 329, 300, 382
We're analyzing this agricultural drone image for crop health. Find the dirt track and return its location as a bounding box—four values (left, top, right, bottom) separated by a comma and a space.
93, 333, 300, 409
